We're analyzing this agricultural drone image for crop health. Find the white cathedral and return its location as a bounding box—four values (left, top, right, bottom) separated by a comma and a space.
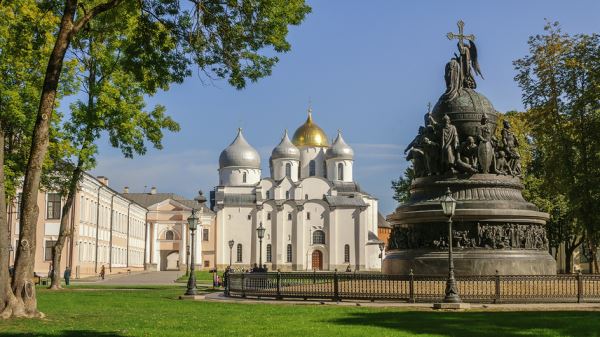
213, 111, 382, 271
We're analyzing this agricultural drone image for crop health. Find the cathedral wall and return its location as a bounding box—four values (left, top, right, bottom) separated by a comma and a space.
271, 159, 300, 182
219, 206, 255, 267
298, 177, 331, 200
326, 159, 354, 182
299, 147, 327, 179
219, 167, 261, 186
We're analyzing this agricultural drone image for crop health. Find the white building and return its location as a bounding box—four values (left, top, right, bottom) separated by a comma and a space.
214, 111, 381, 271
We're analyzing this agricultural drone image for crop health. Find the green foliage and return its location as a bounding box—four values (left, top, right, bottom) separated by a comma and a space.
514, 21, 600, 266
391, 167, 414, 204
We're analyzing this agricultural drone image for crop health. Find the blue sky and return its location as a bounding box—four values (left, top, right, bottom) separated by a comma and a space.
89, 0, 600, 215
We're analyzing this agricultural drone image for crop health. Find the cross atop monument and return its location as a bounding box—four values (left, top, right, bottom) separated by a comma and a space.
446, 20, 475, 48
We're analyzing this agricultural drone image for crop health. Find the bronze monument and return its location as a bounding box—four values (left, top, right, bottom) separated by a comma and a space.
384, 21, 556, 275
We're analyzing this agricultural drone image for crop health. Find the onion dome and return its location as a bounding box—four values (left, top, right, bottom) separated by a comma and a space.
327, 130, 354, 160
292, 109, 329, 147
219, 128, 261, 169
271, 129, 300, 160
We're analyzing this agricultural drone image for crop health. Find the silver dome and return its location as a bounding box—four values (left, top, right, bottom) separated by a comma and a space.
219, 128, 261, 169
327, 130, 354, 160
271, 129, 300, 160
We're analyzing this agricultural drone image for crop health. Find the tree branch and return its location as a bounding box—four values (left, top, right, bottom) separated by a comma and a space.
72, 0, 125, 34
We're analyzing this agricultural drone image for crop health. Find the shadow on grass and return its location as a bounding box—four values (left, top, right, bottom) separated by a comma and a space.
0, 331, 124, 337
329, 311, 600, 337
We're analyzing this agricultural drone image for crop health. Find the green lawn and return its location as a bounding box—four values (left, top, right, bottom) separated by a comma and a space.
175, 270, 222, 283
1, 285, 599, 337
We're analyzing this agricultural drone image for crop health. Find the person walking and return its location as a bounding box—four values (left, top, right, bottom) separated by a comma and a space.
100, 265, 105, 280
63, 267, 71, 286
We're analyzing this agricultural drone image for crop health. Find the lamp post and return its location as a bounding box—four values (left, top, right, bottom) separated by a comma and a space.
185, 244, 190, 276
441, 187, 461, 303
378, 241, 385, 272
228, 239, 235, 267
184, 191, 206, 296
256, 222, 265, 270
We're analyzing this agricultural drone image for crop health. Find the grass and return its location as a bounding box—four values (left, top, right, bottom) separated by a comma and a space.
175, 270, 222, 283
0, 285, 599, 337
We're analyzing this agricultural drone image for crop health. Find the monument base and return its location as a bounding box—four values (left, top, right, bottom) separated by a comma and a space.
383, 249, 556, 275
433, 302, 471, 310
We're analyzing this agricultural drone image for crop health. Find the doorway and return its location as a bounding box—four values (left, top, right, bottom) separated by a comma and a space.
311, 250, 323, 270
165, 251, 180, 271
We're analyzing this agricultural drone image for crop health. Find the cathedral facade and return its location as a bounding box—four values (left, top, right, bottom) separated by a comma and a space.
214, 111, 382, 271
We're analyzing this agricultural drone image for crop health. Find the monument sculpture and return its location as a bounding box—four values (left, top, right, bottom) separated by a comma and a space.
384, 21, 556, 275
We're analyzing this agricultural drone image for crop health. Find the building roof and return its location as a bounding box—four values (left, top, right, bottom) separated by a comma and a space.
324, 195, 367, 208
122, 192, 213, 214
378, 212, 392, 228
292, 110, 329, 147
326, 130, 354, 160
271, 129, 300, 160
219, 128, 261, 169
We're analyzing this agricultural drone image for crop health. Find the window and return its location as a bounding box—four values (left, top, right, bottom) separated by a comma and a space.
309, 160, 316, 176
203, 228, 209, 241
266, 191, 270, 199
247, 214, 252, 220
236, 244, 243, 262
267, 213, 271, 220
16, 193, 22, 219
323, 165, 327, 178
344, 244, 350, 263
305, 194, 308, 200
45, 240, 57, 261
285, 163, 292, 178
285, 191, 290, 199
46, 193, 61, 219
266, 244, 272, 262
287, 244, 292, 263
306, 212, 311, 220
287, 213, 292, 221
165, 230, 174, 240
312, 230, 325, 245
338, 163, 344, 181
204, 260, 210, 267
242, 172, 247, 183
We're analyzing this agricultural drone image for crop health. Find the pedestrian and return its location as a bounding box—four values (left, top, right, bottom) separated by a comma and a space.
64, 267, 71, 286
100, 265, 105, 280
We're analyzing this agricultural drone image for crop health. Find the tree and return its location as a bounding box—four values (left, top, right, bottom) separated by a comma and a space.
49, 11, 180, 289
0, 1, 65, 318
391, 167, 415, 204
5, 0, 310, 318
514, 21, 600, 273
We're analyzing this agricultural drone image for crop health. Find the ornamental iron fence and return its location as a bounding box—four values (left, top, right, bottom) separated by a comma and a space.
224, 271, 600, 303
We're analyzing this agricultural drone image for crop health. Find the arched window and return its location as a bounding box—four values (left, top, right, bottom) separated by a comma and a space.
312, 230, 325, 245
287, 213, 292, 221
266, 244, 272, 262
338, 163, 344, 181
305, 194, 308, 200
309, 160, 316, 176
285, 163, 292, 178
287, 244, 293, 262
242, 172, 247, 183
285, 191, 290, 199
266, 191, 270, 199
236, 244, 243, 262
267, 213, 271, 220
165, 230, 174, 240
344, 244, 350, 263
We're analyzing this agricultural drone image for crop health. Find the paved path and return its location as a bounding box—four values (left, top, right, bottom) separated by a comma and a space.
203, 292, 600, 311
87, 271, 183, 286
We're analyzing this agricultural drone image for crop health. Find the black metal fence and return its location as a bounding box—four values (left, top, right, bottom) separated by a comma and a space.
225, 271, 600, 303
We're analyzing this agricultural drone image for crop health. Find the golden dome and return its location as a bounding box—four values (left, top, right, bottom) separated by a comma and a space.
292, 110, 329, 147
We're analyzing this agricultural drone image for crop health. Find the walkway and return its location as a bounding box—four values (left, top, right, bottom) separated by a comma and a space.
78, 271, 183, 286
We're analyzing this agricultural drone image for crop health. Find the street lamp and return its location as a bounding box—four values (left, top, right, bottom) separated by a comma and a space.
184, 190, 206, 296
378, 241, 385, 272
441, 187, 461, 303
228, 239, 235, 267
256, 222, 265, 270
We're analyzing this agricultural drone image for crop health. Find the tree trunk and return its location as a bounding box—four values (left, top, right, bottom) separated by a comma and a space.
10, 0, 78, 318
0, 125, 22, 318
49, 166, 82, 289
